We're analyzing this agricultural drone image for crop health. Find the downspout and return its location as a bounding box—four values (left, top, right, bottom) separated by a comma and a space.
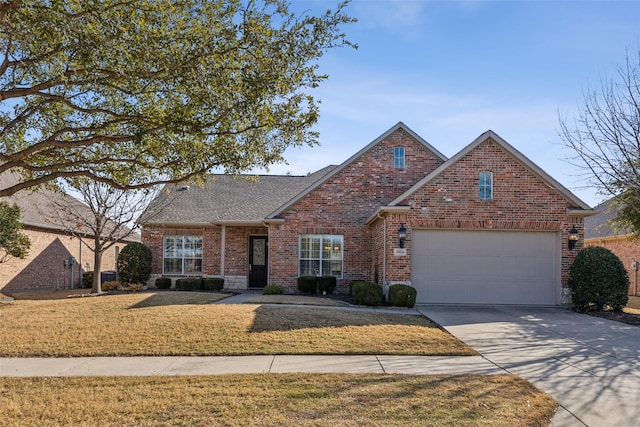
220, 225, 226, 278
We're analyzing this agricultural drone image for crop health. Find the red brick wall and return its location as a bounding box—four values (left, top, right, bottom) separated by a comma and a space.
142, 225, 269, 280
142, 226, 222, 276
386, 138, 583, 289
586, 237, 640, 296
1, 227, 123, 292
268, 128, 445, 292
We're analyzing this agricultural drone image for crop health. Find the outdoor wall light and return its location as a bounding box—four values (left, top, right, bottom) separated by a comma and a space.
568, 226, 579, 250
398, 224, 407, 248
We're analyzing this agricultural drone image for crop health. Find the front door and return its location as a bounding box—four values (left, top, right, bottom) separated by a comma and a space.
249, 236, 268, 288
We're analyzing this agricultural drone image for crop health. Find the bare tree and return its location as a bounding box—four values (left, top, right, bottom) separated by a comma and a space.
44, 179, 171, 293
559, 49, 640, 235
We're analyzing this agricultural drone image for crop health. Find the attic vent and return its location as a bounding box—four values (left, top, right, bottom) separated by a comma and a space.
176, 185, 190, 192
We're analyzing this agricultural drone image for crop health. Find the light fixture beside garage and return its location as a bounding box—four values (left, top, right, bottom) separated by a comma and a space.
398, 224, 407, 248
568, 226, 579, 250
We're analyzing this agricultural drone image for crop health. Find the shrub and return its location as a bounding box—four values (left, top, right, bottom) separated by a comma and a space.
389, 284, 417, 308
155, 277, 172, 289
318, 276, 337, 294
297, 276, 317, 293
122, 283, 143, 292
82, 272, 93, 289
263, 284, 285, 295
349, 280, 368, 296
117, 242, 153, 285
202, 277, 224, 291
569, 246, 629, 312
102, 281, 121, 291
351, 281, 383, 306
175, 278, 202, 291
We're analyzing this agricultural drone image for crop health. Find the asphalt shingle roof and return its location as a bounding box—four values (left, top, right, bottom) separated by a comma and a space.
584, 198, 630, 240
141, 166, 337, 225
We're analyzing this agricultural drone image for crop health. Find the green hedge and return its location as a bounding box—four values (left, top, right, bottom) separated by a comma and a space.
349, 280, 368, 296
388, 284, 417, 308
569, 246, 629, 312
175, 278, 202, 291
263, 284, 285, 295
318, 276, 337, 294
82, 272, 93, 289
155, 277, 172, 289
351, 281, 383, 306
202, 277, 224, 291
297, 276, 317, 293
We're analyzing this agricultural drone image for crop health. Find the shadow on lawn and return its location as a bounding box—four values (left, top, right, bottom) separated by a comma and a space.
248, 304, 438, 333
128, 290, 228, 309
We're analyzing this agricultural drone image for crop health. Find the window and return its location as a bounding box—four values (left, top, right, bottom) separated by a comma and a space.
163, 235, 203, 275
394, 147, 405, 169
299, 235, 343, 278
479, 171, 493, 200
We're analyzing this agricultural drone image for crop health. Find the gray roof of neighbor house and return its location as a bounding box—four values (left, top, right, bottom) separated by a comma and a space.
584, 198, 630, 240
141, 166, 338, 226
0, 172, 139, 241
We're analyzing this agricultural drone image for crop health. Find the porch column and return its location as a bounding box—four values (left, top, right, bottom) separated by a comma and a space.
220, 225, 226, 277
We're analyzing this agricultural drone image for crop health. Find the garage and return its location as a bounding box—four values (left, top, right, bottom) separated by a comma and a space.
411, 229, 560, 305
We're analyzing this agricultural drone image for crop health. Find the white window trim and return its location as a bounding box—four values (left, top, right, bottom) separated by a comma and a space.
162, 235, 203, 275
394, 147, 405, 169
298, 234, 344, 278
479, 171, 493, 200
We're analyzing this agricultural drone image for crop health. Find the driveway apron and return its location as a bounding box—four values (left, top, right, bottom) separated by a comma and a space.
416, 305, 640, 427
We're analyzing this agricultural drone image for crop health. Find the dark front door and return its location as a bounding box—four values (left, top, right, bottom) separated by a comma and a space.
249, 236, 268, 288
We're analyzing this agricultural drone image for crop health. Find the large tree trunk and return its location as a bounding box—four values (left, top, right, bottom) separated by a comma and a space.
91, 237, 103, 294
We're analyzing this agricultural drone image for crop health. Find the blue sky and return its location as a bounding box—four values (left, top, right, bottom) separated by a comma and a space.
258, 0, 640, 207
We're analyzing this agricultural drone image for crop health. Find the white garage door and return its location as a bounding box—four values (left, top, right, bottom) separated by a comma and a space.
411, 230, 559, 305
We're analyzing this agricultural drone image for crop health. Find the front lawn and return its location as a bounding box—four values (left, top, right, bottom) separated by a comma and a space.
0, 374, 555, 427
0, 292, 474, 357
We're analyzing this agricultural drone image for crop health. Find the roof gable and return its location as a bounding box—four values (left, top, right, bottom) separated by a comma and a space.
389, 130, 592, 210
142, 166, 337, 226
266, 122, 448, 219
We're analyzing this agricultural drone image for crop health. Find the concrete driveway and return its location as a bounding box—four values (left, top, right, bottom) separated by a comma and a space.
417, 305, 640, 427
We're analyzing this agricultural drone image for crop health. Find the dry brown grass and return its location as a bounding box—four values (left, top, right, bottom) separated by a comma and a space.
0, 374, 555, 427
243, 294, 348, 306
0, 292, 474, 357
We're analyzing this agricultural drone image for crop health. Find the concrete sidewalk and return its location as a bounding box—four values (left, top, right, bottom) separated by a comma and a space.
0, 355, 502, 377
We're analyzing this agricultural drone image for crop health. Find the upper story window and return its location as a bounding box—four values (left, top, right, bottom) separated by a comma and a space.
394, 147, 405, 169
479, 171, 493, 200
299, 234, 343, 278
163, 235, 203, 275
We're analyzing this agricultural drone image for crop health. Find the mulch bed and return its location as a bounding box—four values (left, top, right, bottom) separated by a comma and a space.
586, 310, 640, 326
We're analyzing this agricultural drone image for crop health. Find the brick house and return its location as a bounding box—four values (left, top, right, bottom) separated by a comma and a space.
141, 122, 594, 305
585, 199, 640, 296
0, 173, 137, 292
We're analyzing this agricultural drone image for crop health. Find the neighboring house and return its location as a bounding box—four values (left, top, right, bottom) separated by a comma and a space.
0, 173, 138, 292
585, 199, 640, 296
141, 122, 594, 305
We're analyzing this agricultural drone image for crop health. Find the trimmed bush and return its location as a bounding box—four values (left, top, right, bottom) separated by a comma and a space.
202, 277, 224, 291
389, 284, 417, 308
122, 283, 143, 292
82, 272, 93, 289
102, 281, 120, 291
263, 284, 285, 295
569, 246, 629, 312
155, 277, 172, 289
351, 281, 383, 306
175, 278, 202, 291
297, 276, 317, 294
318, 276, 337, 294
117, 242, 152, 285
349, 280, 368, 296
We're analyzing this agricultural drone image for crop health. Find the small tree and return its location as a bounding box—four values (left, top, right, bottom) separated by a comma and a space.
0, 201, 30, 262
117, 243, 152, 285
569, 246, 629, 312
